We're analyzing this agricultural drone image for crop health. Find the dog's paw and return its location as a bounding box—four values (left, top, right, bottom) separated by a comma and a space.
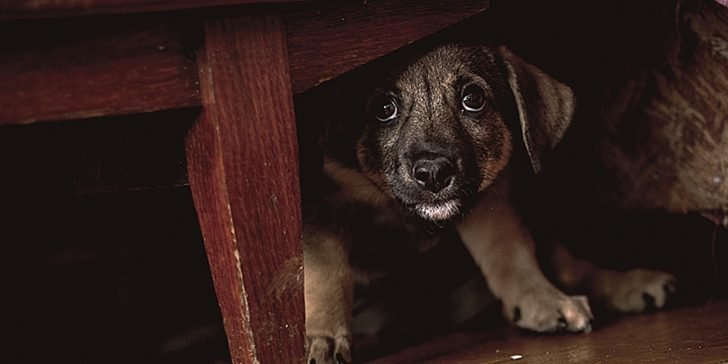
595, 269, 676, 314
505, 286, 593, 333
306, 335, 351, 364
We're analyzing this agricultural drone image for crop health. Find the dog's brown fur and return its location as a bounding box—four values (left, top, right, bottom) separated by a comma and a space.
304, 44, 675, 364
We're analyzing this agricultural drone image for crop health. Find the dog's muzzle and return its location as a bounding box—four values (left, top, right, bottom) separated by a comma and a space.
400, 151, 463, 221
411, 156, 455, 193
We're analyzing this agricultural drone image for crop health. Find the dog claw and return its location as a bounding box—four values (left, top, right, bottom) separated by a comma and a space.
507, 289, 593, 333
556, 315, 568, 332
306, 335, 351, 364
335, 352, 350, 364
597, 269, 677, 313
642, 292, 657, 312
512, 306, 522, 323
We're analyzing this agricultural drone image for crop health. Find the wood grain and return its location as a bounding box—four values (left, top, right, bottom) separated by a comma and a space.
0, 0, 306, 20
285, 0, 489, 93
185, 15, 305, 364
0, 16, 201, 125
0, 0, 488, 125
370, 301, 728, 363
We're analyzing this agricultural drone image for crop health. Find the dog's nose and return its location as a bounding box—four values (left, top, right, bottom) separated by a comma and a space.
412, 157, 455, 193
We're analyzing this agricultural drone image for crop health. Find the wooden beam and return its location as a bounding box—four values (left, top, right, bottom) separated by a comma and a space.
0, 16, 201, 125
285, 0, 490, 93
185, 15, 305, 364
0, 1, 488, 125
0, 0, 307, 20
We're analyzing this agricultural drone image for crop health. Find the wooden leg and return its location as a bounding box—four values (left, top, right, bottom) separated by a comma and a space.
185, 15, 305, 364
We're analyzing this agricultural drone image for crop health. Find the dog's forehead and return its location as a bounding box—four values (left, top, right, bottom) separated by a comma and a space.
395, 45, 474, 92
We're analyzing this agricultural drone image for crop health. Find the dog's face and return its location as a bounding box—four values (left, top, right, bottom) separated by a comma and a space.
354, 44, 575, 221
356, 45, 511, 221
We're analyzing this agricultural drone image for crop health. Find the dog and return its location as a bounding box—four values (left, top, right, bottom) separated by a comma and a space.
303, 43, 676, 364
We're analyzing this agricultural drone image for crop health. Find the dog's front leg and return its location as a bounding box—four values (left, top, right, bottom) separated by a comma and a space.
456, 176, 593, 333
304, 230, 353, 364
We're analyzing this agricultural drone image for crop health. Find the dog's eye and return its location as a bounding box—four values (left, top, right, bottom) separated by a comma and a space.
461, 84, 486, 113
371, 95, 398, 123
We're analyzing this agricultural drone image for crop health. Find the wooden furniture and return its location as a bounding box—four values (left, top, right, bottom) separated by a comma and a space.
0, 1, 489, 362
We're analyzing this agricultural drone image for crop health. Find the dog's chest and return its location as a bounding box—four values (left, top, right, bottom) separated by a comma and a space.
310, 200, 456, 278
343, 202, 457, 276
306, 160, 461, 281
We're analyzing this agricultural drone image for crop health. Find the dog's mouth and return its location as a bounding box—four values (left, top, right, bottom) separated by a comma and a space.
411, 199, 461, 221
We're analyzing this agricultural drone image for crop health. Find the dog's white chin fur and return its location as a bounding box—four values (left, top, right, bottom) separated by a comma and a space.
414, 200, 460, 221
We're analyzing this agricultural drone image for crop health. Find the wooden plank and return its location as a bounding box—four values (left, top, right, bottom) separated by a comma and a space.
0, 1, 488, 125
0, 0, 306, 20
0, 15, 201, 125
370, 301, 728, 363
185, 15, 305, 364
285, 0, 490, 93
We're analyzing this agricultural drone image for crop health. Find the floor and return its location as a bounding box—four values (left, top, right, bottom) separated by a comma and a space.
371, 300, 728, 363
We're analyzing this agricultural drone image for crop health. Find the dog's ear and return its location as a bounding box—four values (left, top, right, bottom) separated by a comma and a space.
498, 46, 575, 174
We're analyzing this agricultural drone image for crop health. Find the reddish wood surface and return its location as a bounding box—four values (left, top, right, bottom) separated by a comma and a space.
185, 15, 305, 364
0, 16, 201, 125
370, 301, 728, 363
285, 0, 489, 93
0, 1, 488, 125
0, 0, 306, 19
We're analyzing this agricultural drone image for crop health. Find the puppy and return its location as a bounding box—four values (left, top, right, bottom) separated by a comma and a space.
303, 44, 676, 363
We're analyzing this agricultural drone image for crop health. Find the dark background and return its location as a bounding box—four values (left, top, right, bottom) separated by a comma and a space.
1, 112, 230, 364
